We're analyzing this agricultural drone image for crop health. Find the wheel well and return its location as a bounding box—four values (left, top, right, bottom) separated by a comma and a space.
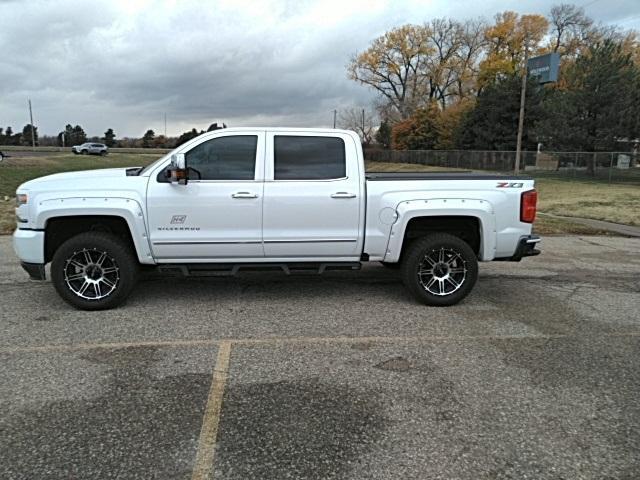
401, 216, 481, 257
45, 215, 135, 263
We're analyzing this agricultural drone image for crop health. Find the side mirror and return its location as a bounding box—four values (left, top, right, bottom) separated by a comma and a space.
167, 153, 188, 185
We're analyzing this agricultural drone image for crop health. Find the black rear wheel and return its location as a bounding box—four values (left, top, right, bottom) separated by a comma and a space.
401, 233, 478, 306
51, 232, 139, 310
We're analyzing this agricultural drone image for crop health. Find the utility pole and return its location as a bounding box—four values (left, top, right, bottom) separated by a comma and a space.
28, 99, 36, 150
515, 45, 529, 175
164, 112, 167, 137
333, 110, 337, 129
361, 109, 365, 137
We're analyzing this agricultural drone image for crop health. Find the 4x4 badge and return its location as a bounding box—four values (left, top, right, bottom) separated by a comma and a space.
170, 215, 187, 224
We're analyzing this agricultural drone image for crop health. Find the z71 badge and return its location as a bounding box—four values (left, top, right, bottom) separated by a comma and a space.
170, 215, 187, 224
496, 182, 524, 188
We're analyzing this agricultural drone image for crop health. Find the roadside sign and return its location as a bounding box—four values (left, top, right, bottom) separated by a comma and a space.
617, 154, 630, 169
528, 53, 560, 83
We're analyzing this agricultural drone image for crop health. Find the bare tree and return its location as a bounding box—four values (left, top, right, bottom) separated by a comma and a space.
349, 19, 488, 119
423, 18, 462, 109
338, 108, 377, 145
549, 4, 594, 56
451, 19, 487, 99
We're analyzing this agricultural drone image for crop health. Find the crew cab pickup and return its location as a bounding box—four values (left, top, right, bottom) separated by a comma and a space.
13, 128, 540, 310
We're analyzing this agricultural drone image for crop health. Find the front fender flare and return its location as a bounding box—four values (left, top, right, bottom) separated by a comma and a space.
35, 197, 154, 264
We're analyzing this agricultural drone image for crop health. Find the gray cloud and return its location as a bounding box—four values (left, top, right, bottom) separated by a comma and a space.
1, 0, 639, 137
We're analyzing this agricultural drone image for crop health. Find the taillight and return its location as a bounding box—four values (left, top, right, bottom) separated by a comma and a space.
521, 189, 537, 223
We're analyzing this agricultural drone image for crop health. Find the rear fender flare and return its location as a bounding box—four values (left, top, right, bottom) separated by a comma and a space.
384, 198, 496, 262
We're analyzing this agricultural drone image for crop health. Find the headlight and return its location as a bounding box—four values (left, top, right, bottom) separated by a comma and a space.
16, 193, 28, 206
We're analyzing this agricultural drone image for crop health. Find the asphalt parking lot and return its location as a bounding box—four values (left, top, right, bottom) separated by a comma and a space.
1, 235, 639, 479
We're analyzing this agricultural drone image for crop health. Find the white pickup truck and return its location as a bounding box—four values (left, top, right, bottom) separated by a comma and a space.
13, 128, 540, 310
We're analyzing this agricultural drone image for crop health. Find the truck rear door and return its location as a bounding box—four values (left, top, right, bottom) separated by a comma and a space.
262, 131, 363, 258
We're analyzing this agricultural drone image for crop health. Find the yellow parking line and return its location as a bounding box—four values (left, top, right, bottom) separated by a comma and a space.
3, 331, 640, 355
191, 340, 232, 480
0, 338, 217, 355
223, 331, 639, 348
231, 333, 571, 345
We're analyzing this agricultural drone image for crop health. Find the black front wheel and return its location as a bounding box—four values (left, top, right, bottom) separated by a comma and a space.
401, 233, 478, 306
51, 232, 139, 310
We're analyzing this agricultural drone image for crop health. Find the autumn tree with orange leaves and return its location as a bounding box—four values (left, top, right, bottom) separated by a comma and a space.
350, 4, 639, 151
478, 12, 549, 87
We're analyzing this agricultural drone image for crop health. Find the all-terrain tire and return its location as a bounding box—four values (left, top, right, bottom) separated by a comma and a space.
51, 232, 139, 310
401, 233, 478, 306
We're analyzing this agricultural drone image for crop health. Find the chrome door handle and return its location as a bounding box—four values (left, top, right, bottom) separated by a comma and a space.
330, 192, 356, 199
231, 192, 258, 199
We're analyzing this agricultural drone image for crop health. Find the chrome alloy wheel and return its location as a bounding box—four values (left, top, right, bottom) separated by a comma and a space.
63, 248, 120, 300
417, 247, 467, 296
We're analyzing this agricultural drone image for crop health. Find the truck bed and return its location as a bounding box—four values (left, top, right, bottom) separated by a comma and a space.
365, 172, 530, 181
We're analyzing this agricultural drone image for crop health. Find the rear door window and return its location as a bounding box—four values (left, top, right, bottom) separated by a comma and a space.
274, 136, 346, 180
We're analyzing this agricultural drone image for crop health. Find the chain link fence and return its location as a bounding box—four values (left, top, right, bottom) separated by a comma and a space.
365, 149, 640, 184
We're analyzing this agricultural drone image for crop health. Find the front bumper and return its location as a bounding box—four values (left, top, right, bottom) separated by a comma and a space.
20, 261, 46, 280
13, 228, 45, 264
14, 229, 46, 280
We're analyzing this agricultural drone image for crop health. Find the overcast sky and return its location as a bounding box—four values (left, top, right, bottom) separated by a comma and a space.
1, 0, 639, 137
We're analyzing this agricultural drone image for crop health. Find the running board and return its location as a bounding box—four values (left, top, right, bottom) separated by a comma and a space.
157, 262, 362, 277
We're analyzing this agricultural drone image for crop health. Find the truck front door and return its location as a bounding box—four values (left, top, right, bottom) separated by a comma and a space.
146, 132, 265, 261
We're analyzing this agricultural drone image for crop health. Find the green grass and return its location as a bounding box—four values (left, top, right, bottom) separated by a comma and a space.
535, 177, 640, 227
0, 145, 170, 154
0, 153, 160, 234
0, 153, 160, 198
0, 156, 634, 236
532, 215, 613, 236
